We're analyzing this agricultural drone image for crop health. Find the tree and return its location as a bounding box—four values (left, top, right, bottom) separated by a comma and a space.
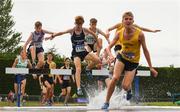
0, 0, 21, 53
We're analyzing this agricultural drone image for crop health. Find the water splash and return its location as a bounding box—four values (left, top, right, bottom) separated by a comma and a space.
86, 87, 130, 109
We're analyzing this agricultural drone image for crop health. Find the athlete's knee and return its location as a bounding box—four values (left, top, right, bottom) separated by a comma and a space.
112, 76, 119, 82
46, 85, 52, 90
75, 66, 81, 73
122, 83, 131, 91
38, 60, 44, 65
21, 85, 25, 90
30, 47, 35, 53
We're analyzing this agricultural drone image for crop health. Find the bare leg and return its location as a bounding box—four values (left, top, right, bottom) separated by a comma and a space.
21, 79, 26, 97
85, 52, 101, 69
105, 78, 111, 89
61, 89, 67, 96
122, 70, 136, 91
105, 60, 124, 103
29, 46, 36, 63
64, 87, 71, 104
98, 80, 103, 92
36, 52, 44, 69
96, 38, 102, 56
73, 57, 82, 89
44, 81, 52, 102
14, 83, 18, 95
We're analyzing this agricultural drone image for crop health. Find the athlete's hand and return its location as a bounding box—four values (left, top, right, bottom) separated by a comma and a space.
109, 55, 115, 63
153, 30, 161, 33
150, 68, 158, 77
45, 36, 52, 41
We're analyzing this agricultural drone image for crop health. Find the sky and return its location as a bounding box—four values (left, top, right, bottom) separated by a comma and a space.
11, 0, 180, 67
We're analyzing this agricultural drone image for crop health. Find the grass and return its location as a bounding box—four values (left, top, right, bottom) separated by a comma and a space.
144, 102, 177, 106
0, 101, 86, 107
0, 101, 178, 107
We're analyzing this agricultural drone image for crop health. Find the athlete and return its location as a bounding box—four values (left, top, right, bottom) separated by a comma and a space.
102, 11, 158, 109
12, 49, 32, 104
45, 16, 101, 95
39, 74, 47, 104
106, 17, 161, 54
85, 18, 110, 56
23, 21, 54, 73
55, 58, 75, 106
42, 52, 56, 106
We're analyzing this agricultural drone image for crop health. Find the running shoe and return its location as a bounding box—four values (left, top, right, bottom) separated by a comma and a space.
126, 90, 132, 100
101, 102, 109, 110
77, 88, 83, 96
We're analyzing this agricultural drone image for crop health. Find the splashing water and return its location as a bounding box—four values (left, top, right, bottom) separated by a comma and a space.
86, 87, 130, 109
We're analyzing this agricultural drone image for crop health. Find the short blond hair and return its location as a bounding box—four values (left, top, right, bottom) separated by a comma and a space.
75, 16, 84, 25
122, 11, 134, 19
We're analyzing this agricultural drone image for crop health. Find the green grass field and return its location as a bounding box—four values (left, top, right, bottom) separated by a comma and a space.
144, 102, 177, 106
0, 101, 178, 107
0, 101, 86, 107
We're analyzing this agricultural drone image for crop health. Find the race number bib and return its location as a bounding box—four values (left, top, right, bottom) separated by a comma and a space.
63, 76, 70, 80
86, 36, 95, 44
122, 51, 135, 59
75, 45, 85, 52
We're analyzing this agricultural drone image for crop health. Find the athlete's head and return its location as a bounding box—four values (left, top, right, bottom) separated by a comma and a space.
90, 18, 97, 28
64, 57, 70, 66
20, 49, 27, 59
47, 52, 53, 61
34, 21, 42, 32
122, 11, 134, 28
75, 16, 84, 28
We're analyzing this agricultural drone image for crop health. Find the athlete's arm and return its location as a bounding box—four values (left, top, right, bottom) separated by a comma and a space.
23, 33, 33, 50
52, 63, 56, 83
97, 28, 110, 44
43, 29, 54, 34
39, 75, 43, 89
27, 59, 32, 68
45, 28, 73, 40
54, 75, 59, 84
12, 58, 18, 68
107, 23, 122, 32
51, 63, 56, 69
106, 32, 119, 62
139, 32, 158, 77
57, 66, 65, 84
134, 24, 161, 33
71, 75, 75, 83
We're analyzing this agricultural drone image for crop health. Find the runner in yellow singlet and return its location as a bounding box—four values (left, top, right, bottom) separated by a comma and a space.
102, 11, 158, 110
